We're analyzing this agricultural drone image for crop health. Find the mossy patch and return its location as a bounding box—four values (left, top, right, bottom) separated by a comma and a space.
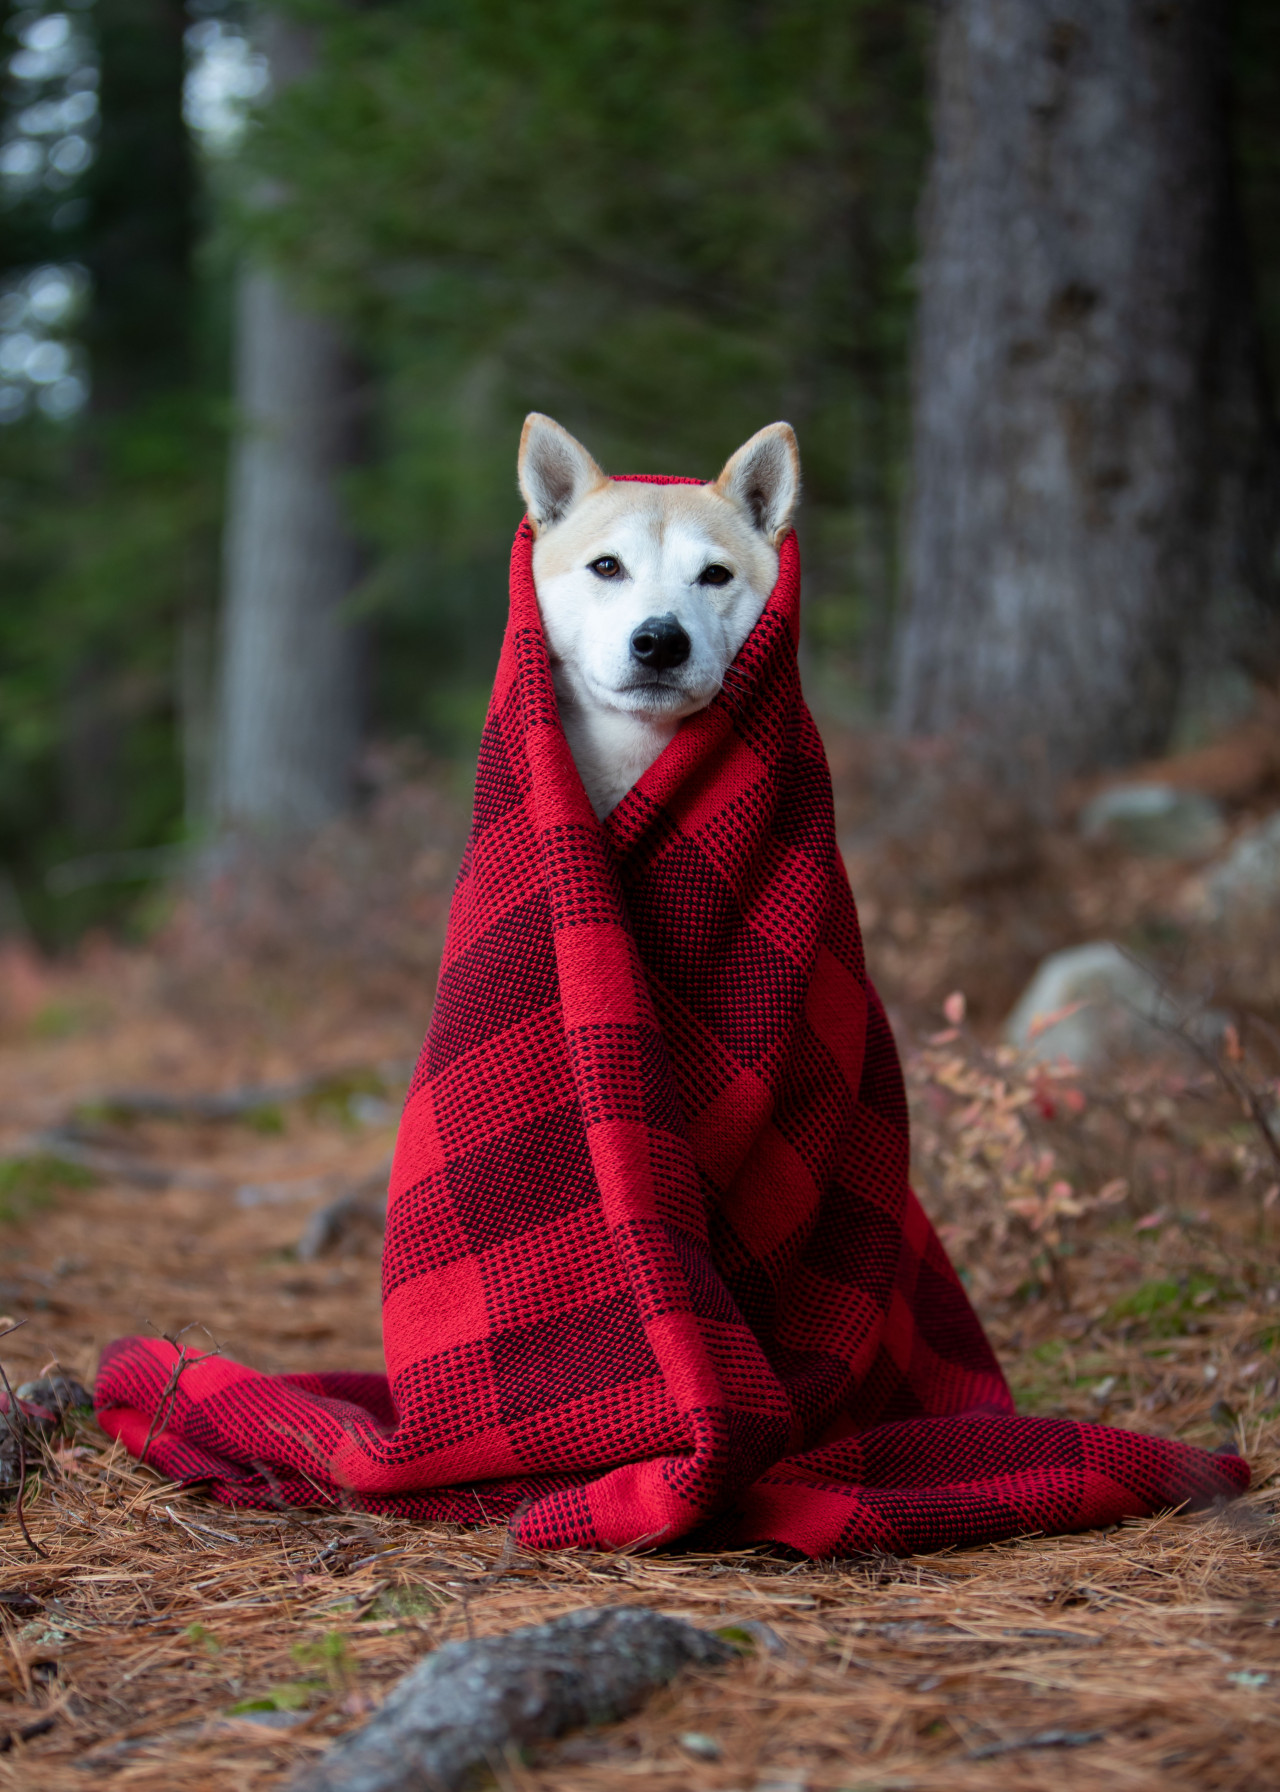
0, 1154, 95, 1226
1108, 1275, 1222, 1337
227, 1682, 318, 1715
361, 1584, 442, 1623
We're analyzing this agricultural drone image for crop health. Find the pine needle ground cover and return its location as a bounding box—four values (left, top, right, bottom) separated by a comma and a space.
1, 740, 1278, 1789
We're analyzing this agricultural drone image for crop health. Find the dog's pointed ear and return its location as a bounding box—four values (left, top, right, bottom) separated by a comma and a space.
712, 422, 800, 546
518, 414, 608, 533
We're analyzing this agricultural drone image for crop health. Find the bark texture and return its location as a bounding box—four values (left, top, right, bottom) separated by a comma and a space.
288, 1607, 735, 1792
895, 0, 1280, 792
215, 267, 363, 832
214, 15, 364, 835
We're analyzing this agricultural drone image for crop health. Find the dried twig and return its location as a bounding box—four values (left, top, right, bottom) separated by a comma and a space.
1117, 954, 1280, 1177
1170, 1016, 1280, 1176
80, 1060, 412, 1125
136, 1332, 222, 1470
967, 1726, 1106, 1760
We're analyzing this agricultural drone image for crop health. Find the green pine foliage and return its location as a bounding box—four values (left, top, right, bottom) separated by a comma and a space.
0, 0, 221, 944
244, 0, 931, 738
0, 397, 223, 941
4, 0, 1280, 945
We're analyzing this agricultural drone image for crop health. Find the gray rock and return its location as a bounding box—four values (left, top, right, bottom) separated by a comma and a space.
1078, 783, 1226, 858
289, 1605, 735, 1792
1004, 942, 1220, 1068
2, 1375, 91, 1490
1203, 810, 1280, 915
15, 1374, 92, 1415
297, 1163, 390, 1260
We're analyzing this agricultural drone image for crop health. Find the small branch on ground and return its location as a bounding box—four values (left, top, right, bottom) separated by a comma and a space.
28, 1133, 220, 1190
967, 1727, 1106, 1760
79, 1060, 413, 1125
0, 1061, 408, 1199
136, 1329, 223, 1470
287, 1606, 737, 1792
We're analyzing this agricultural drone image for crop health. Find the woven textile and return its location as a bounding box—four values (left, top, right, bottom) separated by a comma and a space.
95, 491, 1248, 1554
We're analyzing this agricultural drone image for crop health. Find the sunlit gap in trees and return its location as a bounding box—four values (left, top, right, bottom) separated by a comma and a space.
0, 2, 266, 426
184, 12, 268, 152
0, 5, 93, 422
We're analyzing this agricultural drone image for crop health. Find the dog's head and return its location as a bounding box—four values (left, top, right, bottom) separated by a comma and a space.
519, 414, 800, 723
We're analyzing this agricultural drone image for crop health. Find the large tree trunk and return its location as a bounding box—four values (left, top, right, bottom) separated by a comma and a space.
214, 16, 364, 835
894, 0, 1280, 796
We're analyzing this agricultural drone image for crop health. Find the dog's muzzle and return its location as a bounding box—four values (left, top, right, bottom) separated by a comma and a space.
630, 614, 691, 673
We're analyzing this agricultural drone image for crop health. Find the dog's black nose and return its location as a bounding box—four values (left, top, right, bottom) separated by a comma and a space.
630, 614, 690, 672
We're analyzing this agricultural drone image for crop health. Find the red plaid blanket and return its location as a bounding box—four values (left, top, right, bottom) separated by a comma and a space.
95, 493, 1248, 1553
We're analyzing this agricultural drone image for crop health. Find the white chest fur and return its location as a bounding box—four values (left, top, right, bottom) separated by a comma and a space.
553, 689, 679, 819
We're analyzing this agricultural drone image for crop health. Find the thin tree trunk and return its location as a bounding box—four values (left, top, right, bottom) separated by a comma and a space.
214, 15, 364, 835
215, 267, 364, 832
894, 0, 1280, 796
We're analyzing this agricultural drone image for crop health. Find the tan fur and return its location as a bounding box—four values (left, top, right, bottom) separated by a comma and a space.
531, 479, 780, 591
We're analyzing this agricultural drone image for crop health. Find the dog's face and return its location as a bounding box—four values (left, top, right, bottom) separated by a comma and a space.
519, 416, 800, 724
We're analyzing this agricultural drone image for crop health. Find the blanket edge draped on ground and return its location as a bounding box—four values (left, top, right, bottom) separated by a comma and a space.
94, 489, 1250, 1555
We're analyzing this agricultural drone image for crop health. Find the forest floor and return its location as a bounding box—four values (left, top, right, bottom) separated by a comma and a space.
0, 724, 1278, 1790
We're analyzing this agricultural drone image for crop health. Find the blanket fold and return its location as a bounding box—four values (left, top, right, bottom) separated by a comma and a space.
95, 491, 1248, 1554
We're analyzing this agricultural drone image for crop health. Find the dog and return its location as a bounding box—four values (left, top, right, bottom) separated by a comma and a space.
517, 413, 801, 818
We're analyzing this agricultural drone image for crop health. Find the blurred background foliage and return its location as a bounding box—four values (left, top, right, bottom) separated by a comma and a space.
245, 0, 928, 737
1, 0, 1279, 944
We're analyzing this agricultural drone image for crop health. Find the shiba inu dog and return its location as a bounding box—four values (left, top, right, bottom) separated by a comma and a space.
518, 414, 801, 818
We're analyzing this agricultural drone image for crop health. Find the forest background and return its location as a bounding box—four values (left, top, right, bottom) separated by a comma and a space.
1, 0, 1279, 946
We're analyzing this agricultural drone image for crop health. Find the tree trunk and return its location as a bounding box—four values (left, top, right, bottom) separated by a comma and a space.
214, 15, 364, 835
215, 267, 364, 833
894, 0, 1280, 795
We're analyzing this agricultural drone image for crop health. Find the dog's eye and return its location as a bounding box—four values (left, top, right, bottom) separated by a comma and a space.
589, 556, 622, 579
698, 564, 733, 587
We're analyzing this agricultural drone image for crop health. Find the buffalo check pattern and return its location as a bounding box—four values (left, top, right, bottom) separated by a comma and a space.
96, 488, 1248, 1554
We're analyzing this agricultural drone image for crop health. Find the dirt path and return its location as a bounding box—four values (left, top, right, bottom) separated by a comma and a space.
1, 964, 1278, 1790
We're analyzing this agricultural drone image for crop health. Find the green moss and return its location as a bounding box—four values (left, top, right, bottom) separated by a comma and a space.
0, 1155, 95, 1226
1108, 1275, 1220, 1336
244, 1104, 286, 1136
184, 1622, 222, 1656
362, 1585, 442, 1622
31, 1002, 89, 1040
226, 1682, 317, 1715
1006, 1344, 1116, 1414
303, 1068, 389, 1129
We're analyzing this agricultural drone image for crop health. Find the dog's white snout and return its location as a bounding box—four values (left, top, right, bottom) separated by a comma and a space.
630, 613, 691, 672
